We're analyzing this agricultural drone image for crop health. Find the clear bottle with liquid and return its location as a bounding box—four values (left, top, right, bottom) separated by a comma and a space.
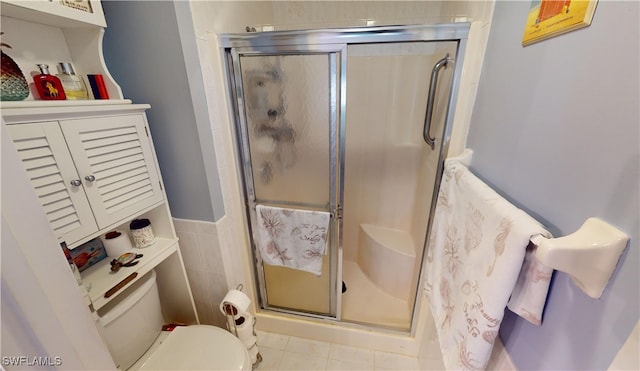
57, 62, 88, 100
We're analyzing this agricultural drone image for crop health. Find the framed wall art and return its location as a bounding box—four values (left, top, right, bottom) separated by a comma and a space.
59, 0, 93, 14
522, 0, 598, 46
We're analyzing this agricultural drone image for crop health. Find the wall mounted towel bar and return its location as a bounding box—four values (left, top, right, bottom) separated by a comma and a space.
446, 150, 628, 299
531, 218, 629, 299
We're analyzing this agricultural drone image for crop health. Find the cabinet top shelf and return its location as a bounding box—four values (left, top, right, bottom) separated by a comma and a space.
1, 0, 106, 28
1, 102, 151, 123
1, 99, 133, 109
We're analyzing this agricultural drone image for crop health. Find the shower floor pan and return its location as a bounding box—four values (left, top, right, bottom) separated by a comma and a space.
341, 260, 411, 329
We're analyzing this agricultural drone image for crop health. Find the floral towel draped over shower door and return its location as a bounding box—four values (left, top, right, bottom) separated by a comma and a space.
255, 205, 331, 276
425, 160, 552, 370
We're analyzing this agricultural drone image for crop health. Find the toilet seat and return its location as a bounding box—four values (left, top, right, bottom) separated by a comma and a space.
137, 325, 251, 371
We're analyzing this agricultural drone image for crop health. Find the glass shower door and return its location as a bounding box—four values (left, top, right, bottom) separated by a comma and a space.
341, 41, 458, 330
230, 47, 343, 317
223, 23, 470, 331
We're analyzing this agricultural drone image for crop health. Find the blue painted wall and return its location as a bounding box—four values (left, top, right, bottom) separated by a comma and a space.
467, 1, 639, 369
102, 1, 225, 222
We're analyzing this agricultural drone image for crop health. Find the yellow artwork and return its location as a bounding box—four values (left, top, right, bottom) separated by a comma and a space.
522, 0, 598, 46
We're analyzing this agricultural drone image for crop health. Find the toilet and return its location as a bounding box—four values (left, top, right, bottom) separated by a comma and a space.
98, 271, 251, 370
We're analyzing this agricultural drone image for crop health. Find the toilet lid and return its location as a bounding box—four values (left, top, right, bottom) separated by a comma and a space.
138, 325, 251, 370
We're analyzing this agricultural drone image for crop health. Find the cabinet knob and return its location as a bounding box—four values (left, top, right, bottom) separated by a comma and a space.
70, 179, 82, 187
85, 175, 96, 182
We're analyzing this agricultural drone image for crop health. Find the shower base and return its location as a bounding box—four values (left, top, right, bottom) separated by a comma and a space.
341, 260, 411, 329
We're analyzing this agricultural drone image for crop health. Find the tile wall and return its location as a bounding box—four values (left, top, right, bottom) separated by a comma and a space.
173, 217, 229, 327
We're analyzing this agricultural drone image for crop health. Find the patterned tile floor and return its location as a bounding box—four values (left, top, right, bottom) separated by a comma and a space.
254, 330, 445, 370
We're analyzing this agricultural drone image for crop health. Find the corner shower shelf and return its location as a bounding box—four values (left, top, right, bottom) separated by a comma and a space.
360, 224, 416, 257
81, 237, 178, 311
358, 224, 417, 300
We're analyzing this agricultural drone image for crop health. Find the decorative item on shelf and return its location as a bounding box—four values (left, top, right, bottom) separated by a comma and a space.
33, 64, 66, 100
69, 238, 107, 272
0, 33, 29, 101
130, 218, 156, 248
87, 74, 109, 99
104, 272, 138, 298
57, 62, 88, 100
109, 252, 143, 272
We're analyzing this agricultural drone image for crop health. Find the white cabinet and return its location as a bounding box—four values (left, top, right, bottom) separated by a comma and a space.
61, 114, 164, 230
3, 104, 199, 323
7, 120, 99, 244
0, 0, 199, 349
6, 112, 164, 247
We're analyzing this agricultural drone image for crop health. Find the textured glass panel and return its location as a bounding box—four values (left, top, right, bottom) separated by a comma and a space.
341, 42, 458, 330
263, 252, 331, 315
240, 54, 331, 206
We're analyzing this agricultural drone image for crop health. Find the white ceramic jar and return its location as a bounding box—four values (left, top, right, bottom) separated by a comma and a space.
129, 218, 155, 248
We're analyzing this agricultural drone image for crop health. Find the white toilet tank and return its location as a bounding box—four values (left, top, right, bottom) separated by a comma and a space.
98, 271, 164, 370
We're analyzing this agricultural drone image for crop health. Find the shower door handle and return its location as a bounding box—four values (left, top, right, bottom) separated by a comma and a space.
423, 53, 453, 149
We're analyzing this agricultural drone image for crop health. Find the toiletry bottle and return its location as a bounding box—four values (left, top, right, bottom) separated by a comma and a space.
33, 64, 66, 100
57, 62, 88, 100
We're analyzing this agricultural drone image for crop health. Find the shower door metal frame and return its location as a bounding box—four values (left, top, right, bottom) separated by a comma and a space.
221, 23, 470, 329
225, 44, 346, 319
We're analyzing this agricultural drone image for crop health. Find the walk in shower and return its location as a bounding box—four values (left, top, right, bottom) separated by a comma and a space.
222, 24, 468, 332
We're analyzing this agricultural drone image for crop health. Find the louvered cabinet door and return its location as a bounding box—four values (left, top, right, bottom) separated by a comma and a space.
6, 122, 99, 244
59, 114, 164, 229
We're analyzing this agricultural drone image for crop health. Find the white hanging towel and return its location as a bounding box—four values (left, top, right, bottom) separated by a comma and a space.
425, 159, 553, 370
255, 205, 330, 276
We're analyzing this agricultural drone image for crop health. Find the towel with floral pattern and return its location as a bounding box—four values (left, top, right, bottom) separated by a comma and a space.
425, 159, 552, 370
255, 205, 330, 276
